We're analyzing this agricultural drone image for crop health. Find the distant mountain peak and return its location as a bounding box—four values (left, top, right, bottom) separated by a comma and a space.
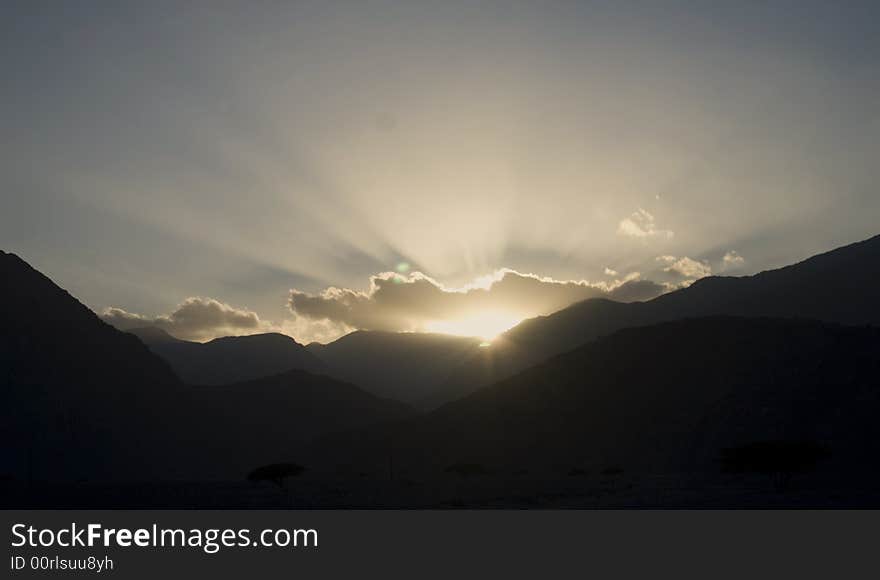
128, 326, 183, 343
133, 329, 325, 385
206, 332, 304, 347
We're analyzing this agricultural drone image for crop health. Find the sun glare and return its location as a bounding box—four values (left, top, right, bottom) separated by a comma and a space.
425, 311, 523, 343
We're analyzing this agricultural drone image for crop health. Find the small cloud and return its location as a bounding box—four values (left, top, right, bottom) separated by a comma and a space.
657, 255, 712, 283
102, 297, 267, 341
279, 316, 354, 346
721, 250, 745, 271
101, 307, 151, 329
604, 267, 619, 277
617, 208, 674, 240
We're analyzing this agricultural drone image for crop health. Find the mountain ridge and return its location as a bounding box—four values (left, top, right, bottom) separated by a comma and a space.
432, 232, 880, 406
307, 330, 484, 408
306, 316, 880, 479
0, 251, 418, 484
129, 327, 326, 385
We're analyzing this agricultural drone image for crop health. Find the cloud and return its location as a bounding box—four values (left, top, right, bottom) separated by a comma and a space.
101, 307, 152, 330
102, 297, 267, 341
279, 317, 354, 346
604, 267, 619, 276
617, 208, 674, 239
288, 268, 669, 340
721, 250, 745, 271
654, 255, 712, 288
657, 255, 712, 280
104, 269, 674, 345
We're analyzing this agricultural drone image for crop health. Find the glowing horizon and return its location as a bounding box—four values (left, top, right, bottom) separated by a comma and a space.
424, 310, 524, 343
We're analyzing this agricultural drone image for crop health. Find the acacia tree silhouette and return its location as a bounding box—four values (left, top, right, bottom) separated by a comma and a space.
247, 463, 305, 489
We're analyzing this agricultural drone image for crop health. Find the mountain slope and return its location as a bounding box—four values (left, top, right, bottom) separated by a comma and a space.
649, 232, 880, 323
0, 251, 184, 481
192, 369, 414, 477
129, 327, 325, 385
308, 317, 880, 477
437, 233, 880, 404
0, 252, 416, 486
307, 331, 484, 408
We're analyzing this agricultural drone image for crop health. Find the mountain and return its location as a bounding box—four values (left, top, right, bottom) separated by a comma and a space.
307, 317, 880, 479
129, 327, 325, 385
0, 251, 184, 482
436, 233, 880, 405
191, 369, 414, 477
307, 331, 484, 409
651, 232, 880, 324
0, 251, 415, 487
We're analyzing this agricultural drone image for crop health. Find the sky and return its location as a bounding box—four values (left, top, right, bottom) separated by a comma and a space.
2, 1, 879, 343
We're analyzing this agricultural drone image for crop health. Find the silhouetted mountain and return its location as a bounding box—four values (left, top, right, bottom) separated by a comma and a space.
129, 327, 325, 385
436, 233, 880, 404
652, 233, 880, 324
6, 234, 880, 507
0, 252, 415, 486
128, 326, 182, 344
307, 331, 484, 408
192, 369, 414, 477
0, 251, 184, 482
308, 317, 880, 478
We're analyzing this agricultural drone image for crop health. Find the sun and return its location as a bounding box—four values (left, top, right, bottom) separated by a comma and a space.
424, 311, 523, 343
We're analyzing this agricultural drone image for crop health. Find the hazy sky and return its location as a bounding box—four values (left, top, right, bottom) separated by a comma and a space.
2, 1, 879, 342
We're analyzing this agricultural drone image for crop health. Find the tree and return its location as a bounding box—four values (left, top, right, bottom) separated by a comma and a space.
247, 463, 305, 489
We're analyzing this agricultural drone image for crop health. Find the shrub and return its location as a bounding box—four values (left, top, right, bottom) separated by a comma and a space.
247, 463, 305, 488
